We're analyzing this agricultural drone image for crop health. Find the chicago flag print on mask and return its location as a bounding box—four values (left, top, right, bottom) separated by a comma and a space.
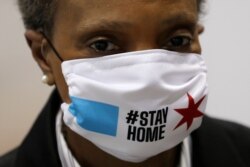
61, 49, 208, 162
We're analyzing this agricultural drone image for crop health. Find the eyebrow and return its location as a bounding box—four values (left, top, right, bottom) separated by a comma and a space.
76, 20, 133, 34
77, 13, 197, 31
161, 13, 198, 28
74, 20, 133, 49
75, 12, 198, 43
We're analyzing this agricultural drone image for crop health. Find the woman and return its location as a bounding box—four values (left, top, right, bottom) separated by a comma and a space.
0, 0, 250, 167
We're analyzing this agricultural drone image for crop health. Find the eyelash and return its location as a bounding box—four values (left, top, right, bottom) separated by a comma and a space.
88, 35, 193, 54
166, 35, 192, 48
88, 37, 121, 55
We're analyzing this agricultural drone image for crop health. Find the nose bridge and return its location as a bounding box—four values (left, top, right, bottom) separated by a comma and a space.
121, 2, 164, 52
128, 29, 159, 52
131, 42, 159, 52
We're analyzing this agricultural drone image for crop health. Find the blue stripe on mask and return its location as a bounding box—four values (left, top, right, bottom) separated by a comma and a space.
69, 96, 119, 137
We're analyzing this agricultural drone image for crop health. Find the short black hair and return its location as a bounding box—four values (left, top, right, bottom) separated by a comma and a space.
18, 0, 57, 36
18, 0, 205, 37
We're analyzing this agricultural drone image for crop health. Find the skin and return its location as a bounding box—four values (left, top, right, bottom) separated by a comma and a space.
25, 0, 204, 166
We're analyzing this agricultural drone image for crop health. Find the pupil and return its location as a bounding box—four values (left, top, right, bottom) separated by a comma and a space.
95, 41, 108, 51
171, 37, 183, 46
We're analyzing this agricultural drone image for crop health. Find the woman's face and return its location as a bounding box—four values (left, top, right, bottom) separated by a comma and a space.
43, 0, 201, 102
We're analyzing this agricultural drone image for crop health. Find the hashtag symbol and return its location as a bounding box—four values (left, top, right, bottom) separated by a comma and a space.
126, 110, 139, 125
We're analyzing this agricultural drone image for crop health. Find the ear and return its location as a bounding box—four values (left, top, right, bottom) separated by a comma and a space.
25, 30, 54, 85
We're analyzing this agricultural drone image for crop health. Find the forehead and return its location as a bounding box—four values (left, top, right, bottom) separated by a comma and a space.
54, 0, 198, 35
58, 0, 197, 17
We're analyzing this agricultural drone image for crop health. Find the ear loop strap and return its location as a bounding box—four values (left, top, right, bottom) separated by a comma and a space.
39, 30, 64, 62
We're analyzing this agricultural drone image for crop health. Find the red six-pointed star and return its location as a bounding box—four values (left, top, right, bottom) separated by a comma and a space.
174, 93, 206, 130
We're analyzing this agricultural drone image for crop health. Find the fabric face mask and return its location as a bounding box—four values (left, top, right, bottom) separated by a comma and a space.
61, 49, 208, 162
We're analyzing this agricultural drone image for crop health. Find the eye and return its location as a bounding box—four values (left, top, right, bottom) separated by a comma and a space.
89, 39, 119, 53
167, 36, 192, 48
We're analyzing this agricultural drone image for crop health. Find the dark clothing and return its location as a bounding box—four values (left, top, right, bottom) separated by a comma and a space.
1, 90, 250, 167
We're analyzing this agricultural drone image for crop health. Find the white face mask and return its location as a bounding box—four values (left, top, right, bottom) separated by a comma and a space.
61, 49, 208, 162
